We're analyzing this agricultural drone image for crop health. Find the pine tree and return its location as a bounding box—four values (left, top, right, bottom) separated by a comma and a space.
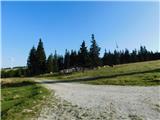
27, 46, 37, 76
108, 51, 114, 66
46, 54, 53, 73
154, 52, 160, 60
64, 49, 70, 69
130, 49, 138, 62
36, 38, 46, 74
124, 48, 130, 63
113, 50, 120, 65
57, 55, 64, 71
53, 50, 58, 72
142, 46, 148, 61
70, 50, 78, 68
89, 34, 101, 68
102, 49, 107, 65
138, 46, 148, 61
79, 40, 90, 68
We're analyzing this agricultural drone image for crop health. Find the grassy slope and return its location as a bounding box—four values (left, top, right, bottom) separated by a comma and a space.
1, 78, 50, 120
38, 60, 160, 86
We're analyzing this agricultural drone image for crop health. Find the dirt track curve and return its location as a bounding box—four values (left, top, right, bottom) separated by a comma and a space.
35, 80, 160, 120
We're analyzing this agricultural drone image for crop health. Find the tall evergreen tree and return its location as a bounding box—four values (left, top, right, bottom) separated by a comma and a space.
27, 46, 37, 76
119, 50, 124, 64
64, 49, 70, 69
57, 55, 64, 71
124, 48, 130, 63
53, 50, 58, 72
79, 40, 90, 68
130, 49, 138, 62
46, 54, 53, 73
102, 49, 107, 65
138, 46, 148, 61
36, 39, 46, 74
89, 34, 101, 67
113, 50, 120, 65
108, 51, 114, 66
70, 50, 78, 68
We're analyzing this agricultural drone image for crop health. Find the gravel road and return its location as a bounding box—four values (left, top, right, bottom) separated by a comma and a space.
36, 80, 160, 120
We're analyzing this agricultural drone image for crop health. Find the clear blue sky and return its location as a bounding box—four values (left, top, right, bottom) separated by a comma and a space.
2, 1, 159, 68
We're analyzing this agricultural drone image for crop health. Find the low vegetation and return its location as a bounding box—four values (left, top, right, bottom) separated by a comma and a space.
1, 68, 26, 78
38, 60, 160, 86
1, 78, 50, 120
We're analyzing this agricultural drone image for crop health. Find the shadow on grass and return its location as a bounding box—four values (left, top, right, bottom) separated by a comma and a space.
1, 81, 35, 88
150, 79, 160, 83
36, 68, 160, 84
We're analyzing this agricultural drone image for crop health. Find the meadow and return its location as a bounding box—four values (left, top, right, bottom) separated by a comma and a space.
1, 60, 160, 120
38, 60, 160, 86
1, 78, 50, 120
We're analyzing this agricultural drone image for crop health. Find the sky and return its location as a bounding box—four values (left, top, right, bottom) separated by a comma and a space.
1, 1, 159, 68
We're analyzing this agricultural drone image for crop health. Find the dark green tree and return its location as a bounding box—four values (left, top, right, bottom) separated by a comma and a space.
57, 55, 64, 71
102, 49, 114, 66
79, 40, 90, 68
36, 39, 46, 74
113, 50, 120, 65
138, 46, 148, 61
46, 54, 54, 73
27, 46, 37, 76
124, 48, 130, 63
102, 49, 107, 65
108, 51, 114, 66
130, 49, 138, 62
70, 50, 78, 68
53, 50, 58, 72
64, 49, 70, 69
89, 34, 101, 67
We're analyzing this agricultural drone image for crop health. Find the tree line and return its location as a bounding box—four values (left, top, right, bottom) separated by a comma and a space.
102, 46, 160, 66
1, 34, 160, 77
27, 34, 101, 76
27, 34, 160, 76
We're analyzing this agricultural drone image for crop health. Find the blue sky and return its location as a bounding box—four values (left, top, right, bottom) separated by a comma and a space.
2, 1, 159, 68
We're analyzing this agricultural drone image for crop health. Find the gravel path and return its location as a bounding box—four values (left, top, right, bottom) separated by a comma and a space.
36, 80, 160, 120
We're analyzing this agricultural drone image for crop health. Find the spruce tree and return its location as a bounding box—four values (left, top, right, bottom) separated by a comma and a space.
124, 48, 130, 63
108, 51, 114, 66
57, 55, 64, 71
113, 50, 120, 65
64, 49, 70, 69
46, 54, 53, 73
70, 50, 77, 68
53, 50, 58, 72
79, 40, 90, 68
89, 34, 101, 68
138, 46, 147, 61
130, 49, 137, 62
36, 38, 46, 74
102, 49, 107, 65
119, 50, 124, 64
27, 46, 37, 76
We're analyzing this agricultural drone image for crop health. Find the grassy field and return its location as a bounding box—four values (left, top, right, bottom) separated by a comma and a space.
1, 60, 159, 119
1, 78, 50, 120
38, 60, 160, 86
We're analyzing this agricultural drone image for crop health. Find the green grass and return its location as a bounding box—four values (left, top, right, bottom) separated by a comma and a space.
1, 78, 50, 120
38, 60, 160, 86
84, 71, 160, 86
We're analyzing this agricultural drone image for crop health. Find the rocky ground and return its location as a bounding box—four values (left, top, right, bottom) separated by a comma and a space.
35, 80, 160, 120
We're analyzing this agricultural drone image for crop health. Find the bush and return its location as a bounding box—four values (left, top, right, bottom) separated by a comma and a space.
1, 68, 27, 78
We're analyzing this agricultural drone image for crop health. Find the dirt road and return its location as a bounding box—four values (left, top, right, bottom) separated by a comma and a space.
36, 80, 160, 120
